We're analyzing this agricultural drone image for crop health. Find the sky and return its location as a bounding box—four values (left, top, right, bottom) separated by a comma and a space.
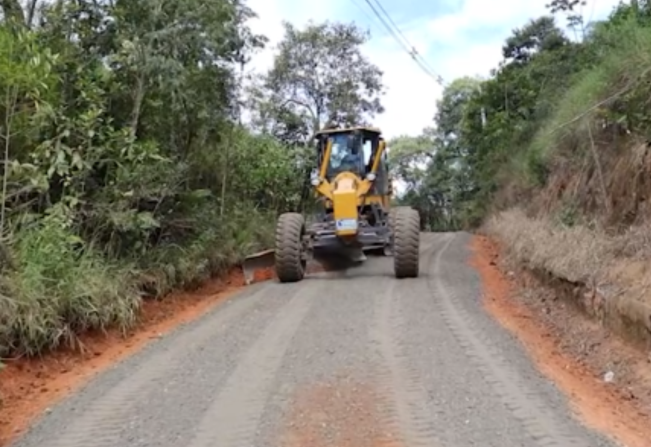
243, 0, 623, 140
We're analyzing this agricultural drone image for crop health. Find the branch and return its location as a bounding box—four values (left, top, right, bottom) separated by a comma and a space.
26, 0, 38, 28
1, 87, 18, 236
279, 97, 317, 124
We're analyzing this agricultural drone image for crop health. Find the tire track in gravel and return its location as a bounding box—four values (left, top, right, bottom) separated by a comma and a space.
368, 235, 448, 447
429, 233, 598, 447
186, 280, 321, 447
43, 286, 276, 447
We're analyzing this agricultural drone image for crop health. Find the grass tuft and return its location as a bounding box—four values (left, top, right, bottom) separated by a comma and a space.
0, 210, 140, 357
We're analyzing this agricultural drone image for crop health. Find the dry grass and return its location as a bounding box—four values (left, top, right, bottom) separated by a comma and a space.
484, 209, 651, 298
484, 208, 651, 350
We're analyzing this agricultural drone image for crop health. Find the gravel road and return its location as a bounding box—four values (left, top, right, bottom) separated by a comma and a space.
12, 232, 619, 447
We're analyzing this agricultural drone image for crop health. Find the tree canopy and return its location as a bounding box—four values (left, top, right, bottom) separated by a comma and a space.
248, 20, 384, 144
392, 1, 651, 230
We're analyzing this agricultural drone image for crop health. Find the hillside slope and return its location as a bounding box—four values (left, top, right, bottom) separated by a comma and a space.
394, 2, 651, 349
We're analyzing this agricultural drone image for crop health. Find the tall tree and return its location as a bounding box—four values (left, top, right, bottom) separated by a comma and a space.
388, 134, 433, 193
254, 20, 385, 144
0, 0, 25, 24
434, 76, 482, 158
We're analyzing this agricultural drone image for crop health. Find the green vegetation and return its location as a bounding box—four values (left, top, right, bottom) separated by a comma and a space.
392, 0, 651, 231
6, 0, 648, 358
0, 1, 385, 357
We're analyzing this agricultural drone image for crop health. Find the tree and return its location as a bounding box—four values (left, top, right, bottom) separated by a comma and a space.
502, 16, 568, 64
254, 20, 385, 144
388, 134, 433, 193
434, 76, 482, 158
399, 14, 587, 229
0, 0, 25, 24
390, 77, 486, 230
546, 0, 587, 39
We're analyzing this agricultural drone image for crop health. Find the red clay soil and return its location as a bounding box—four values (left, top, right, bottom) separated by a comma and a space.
11, 243, 647, 447
280, 374, 403, 447
469, 235, 651, 447
0, 266, 275, 446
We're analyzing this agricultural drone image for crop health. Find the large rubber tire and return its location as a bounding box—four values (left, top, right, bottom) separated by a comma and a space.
275, 212, 307, 283
393, 207, 420, 278
389, 206, 410, 232
386, 206, 410, 256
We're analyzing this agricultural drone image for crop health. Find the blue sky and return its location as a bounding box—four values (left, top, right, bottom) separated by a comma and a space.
245, 0, 622, 139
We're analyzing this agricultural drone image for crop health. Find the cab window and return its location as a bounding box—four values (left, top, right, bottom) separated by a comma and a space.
326, 133, 363, 177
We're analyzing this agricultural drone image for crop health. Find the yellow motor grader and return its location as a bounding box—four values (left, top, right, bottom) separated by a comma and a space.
242, 126, 420, 283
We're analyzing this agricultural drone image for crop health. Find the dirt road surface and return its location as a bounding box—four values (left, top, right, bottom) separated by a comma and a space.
10, 233, 621, 447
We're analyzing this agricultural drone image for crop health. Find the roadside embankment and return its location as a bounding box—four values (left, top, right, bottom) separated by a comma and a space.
470, 234, 651, 446
0, 257, 323, 445
0, 267, 253, 445
483, 209, 651, 352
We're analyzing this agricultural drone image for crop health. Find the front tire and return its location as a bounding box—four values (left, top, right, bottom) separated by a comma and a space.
389, 206, 410, 232
393, 207, 420, 278
275, 213, 307, 283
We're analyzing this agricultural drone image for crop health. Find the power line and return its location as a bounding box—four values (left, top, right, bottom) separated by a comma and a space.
349, 0, 444, 84
348, 0, 384, 32
362, 0, 438, 80
368, 0, 442, 78
357, 0, 446, 86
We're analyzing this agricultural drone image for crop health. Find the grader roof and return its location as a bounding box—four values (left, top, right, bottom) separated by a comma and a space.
313, 126, 382, 138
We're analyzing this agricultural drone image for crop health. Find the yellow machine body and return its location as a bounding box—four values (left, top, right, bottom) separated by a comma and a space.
241, 125, 413, 284
306, 125, 393, 251
331, 173, 360, 237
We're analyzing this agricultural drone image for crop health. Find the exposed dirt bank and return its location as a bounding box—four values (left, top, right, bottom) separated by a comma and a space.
470, 235, 651, 447
484, 209, 651, 352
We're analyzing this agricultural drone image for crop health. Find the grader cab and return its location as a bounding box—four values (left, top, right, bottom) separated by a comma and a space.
242, 126, 420, 283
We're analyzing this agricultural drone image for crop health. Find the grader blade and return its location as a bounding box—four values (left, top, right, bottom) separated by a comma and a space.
311, 245, 364, 271
342, 245, 367, 263
311, 251, 342, 271
241, 249, 275, 285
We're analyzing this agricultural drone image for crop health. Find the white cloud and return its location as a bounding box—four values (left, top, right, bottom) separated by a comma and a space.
360, 28, 444, 139
245, 0, 349, 73
243, 0, 622, 140
427, 0, 548, 43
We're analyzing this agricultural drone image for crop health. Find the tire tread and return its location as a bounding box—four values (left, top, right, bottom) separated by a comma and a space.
393, 207, 420, 278
275, 213, 306, 283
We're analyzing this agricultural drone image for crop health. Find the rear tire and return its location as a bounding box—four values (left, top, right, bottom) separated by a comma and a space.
393, 207, 420, 278
275, 212, 307, 283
